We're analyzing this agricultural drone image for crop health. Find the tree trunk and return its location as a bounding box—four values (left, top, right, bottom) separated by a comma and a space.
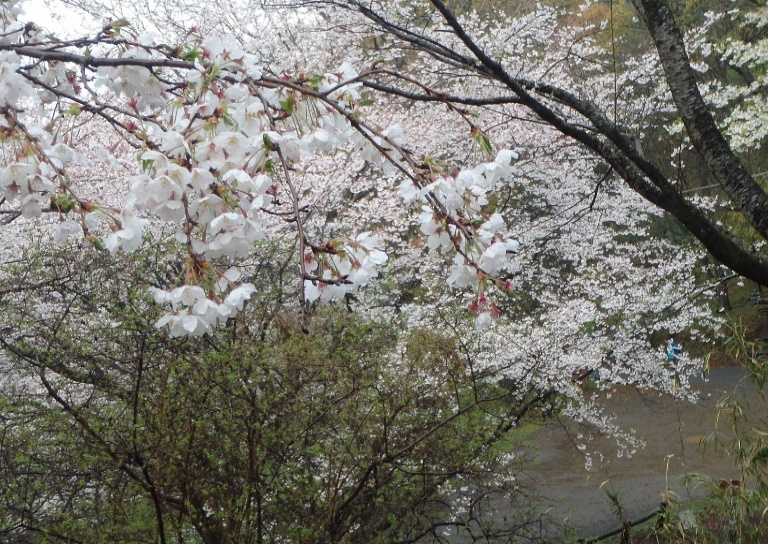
631, 0, 768, 241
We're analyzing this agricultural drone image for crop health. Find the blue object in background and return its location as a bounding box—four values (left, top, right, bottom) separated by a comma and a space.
667, 338, 682, 361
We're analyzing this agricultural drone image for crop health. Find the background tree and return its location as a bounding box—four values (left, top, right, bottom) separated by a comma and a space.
313, 0, 768, 284
0, 240, 554, 543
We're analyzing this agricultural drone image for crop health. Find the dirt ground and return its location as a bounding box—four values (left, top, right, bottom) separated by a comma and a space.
524, 367, 762, 541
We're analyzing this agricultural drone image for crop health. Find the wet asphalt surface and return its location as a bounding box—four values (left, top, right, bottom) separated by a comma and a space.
525, 367, 762, 541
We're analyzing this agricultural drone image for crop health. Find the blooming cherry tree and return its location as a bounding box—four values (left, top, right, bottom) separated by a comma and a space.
1, 0, 759, 540
0, 0, 526, 336
0, 0, 731, 394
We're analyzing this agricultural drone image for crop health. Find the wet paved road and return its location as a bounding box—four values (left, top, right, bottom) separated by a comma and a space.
525, 368, 761, 541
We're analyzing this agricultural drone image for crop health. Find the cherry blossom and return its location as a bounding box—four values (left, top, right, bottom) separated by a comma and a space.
0, 0, 746, 418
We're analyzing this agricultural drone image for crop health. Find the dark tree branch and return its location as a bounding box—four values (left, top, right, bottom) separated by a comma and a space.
362, 78, 522, 106
6, 44, 194, 70
424, 0, 768, 285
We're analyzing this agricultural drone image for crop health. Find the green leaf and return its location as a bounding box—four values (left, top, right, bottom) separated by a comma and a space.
86, 234, 106, 252
308, 74, 322, 91
181, 48, 202, 61
51, 193, 77, 213
471, 126, 494, 158
751, 446, 768, 467
279, 92, 296, 115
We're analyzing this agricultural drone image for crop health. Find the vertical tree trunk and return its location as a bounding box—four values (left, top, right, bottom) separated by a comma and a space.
710, 263, 732, 311
630, 0, 768, 241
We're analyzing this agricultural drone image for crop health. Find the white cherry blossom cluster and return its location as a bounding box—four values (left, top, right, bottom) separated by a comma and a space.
303, 232, 387, 303
148, 270, 255, 336
402, 149, 520, 328
689, 6, 768, 152
0, 2, 531, 335
102, 58, 378, 331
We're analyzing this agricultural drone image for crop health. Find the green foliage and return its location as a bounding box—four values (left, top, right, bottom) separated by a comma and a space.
0, 242, 552, 543
695, 323, 768, 543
